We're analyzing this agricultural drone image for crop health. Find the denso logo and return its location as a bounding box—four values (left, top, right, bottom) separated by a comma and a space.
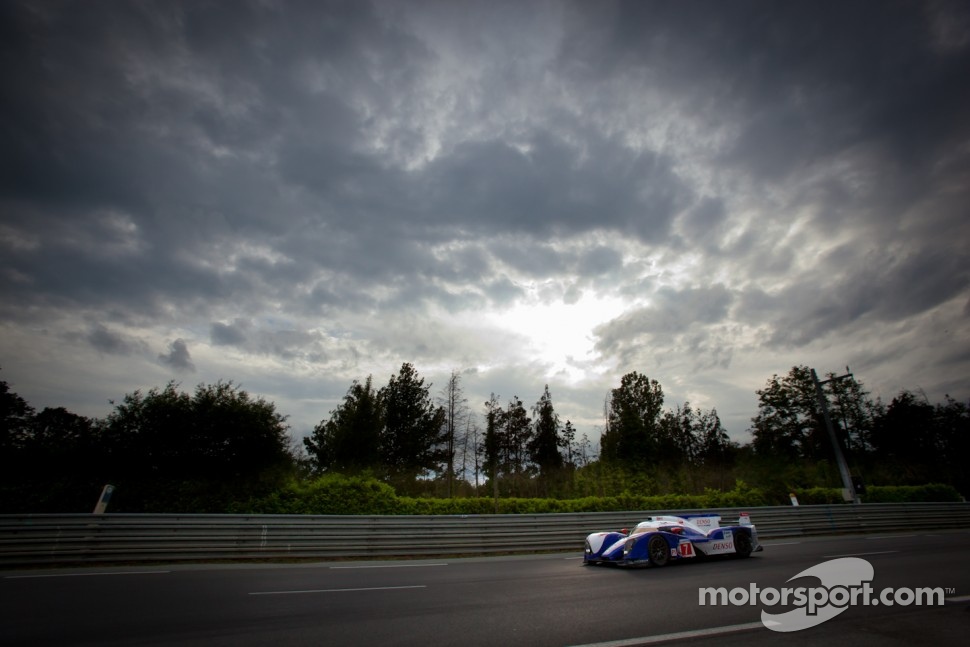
711, 542, 733, 550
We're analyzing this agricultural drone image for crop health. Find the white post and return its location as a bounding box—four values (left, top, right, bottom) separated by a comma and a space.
93, 484, 115, 514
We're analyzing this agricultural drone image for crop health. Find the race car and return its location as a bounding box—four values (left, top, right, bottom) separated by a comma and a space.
583, 512, 762, 567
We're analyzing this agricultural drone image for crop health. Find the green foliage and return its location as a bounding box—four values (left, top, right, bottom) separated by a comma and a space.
864, 483, 962, 503
1, 380, 111, 512
791, 483, 962, 504
750, 366, 823, 459
601, 371, 665, 466
529, 385, 563, 477
304, 377, 383, 474
303, 364, 448, 495
0, 379, 35, 455
789, 487, 847, 505
380, 363, 448, 489
235, 477, 772, 515
232, 473, 399, 515
99, 381, 294, 511
2, 365, 968, 514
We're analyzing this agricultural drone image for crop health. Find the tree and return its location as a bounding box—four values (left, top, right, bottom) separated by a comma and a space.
103, 381, 294, 511
439, 370, 470, 496
826, 372, 878, 454
305, 376, 383, 474
749, 366, 823, 459
499, 396, 532, 478
933, 395, 970, 494
657, 402, 735, 468
103, 382, 194, 480
28, 407, 102, 474
694, 408, 736, 466
0, 379, 35, 461
189, 382, 293, 480
600, 372, 665, 467
561, 420, 577, 467
1, 382, 109, 512
869, 391, 933, 462
658, 404, 693, 465
480, 393, 532, 496
379, 363, 447, 489
529, 385, 563, 475
750, 366, 875, 461
482, 393, 502, 498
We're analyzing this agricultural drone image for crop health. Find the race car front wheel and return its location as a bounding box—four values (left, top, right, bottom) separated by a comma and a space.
647, 535, 670, 567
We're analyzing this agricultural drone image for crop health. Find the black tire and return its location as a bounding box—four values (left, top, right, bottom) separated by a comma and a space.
734, 531, 753, 558
647, 535, 670, 567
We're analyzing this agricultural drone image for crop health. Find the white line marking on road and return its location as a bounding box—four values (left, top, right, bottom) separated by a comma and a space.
567, 621, 765, 646
764, 542, 801, 546
946, 595, 970, 603
822, 550, 899, 558
865, 535, 915, 540
249, 585, 427, 595
329, 563, 447, 569
5, 570, 171, 579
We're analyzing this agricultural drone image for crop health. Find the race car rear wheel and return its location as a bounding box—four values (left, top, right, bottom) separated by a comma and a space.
734, 531, 753, 558
647, 535, 670, 567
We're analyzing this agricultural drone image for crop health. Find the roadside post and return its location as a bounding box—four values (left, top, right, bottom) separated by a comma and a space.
93, 484, 115, 514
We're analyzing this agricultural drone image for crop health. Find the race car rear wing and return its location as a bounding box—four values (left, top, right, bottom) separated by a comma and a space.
681, 513, 721, 531
683, 512, 755, 530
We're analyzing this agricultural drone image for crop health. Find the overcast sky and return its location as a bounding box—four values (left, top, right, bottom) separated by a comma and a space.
2, 0, 968, 449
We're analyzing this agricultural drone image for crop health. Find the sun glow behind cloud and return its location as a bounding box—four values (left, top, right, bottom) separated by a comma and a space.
486, 291, 629, 382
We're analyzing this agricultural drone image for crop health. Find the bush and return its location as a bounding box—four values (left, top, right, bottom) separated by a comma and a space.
790, 487, 846, 505
230, 473, 398, 515
231, 476, 961, 515
865, 483, 962, 503
789, 483, 963, 505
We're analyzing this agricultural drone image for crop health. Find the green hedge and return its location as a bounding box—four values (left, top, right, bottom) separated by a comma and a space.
231, 477, 769, 515
230, 477, 962, 516
228, 474, 400, 515
791, 483, 962, 505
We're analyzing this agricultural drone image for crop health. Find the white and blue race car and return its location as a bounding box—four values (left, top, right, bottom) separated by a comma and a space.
583, 513, 762, 567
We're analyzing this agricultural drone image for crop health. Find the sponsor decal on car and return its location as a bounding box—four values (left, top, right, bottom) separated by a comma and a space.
703, 530, 735, 555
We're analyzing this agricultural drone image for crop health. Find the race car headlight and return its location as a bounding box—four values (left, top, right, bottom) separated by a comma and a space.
584, 540, 592, 554
623, 538, 635, 556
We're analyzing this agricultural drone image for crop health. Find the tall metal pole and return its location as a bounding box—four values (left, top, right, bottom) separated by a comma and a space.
811, 368, 859, 504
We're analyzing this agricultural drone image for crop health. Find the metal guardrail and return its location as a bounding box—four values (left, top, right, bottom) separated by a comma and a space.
1, 502, 968, 567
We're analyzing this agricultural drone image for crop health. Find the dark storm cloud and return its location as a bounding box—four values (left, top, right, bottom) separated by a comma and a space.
158, 339, 194, 372
561, 0, 970, 174
86, 324, 147, 356
738, 246, 970, 348
419, 132, 690, 241
0, 0, 702, 328
211, 321, 247, 347
577, 246, 624, 278
595, 285, 734, 354
1, 0, 968, 439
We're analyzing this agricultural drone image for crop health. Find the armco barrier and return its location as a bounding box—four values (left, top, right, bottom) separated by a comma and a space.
1, 502, 968, 567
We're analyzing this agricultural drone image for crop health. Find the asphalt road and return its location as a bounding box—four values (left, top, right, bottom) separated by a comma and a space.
3, 530, 969, 646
